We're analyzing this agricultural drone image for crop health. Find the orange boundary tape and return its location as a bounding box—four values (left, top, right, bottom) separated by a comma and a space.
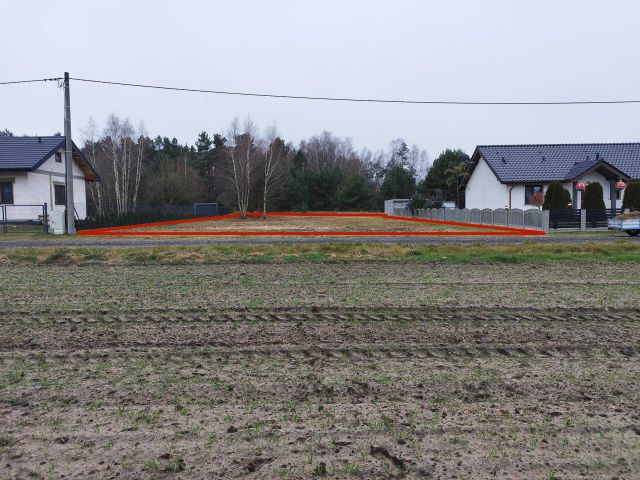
77, 212, 545, 236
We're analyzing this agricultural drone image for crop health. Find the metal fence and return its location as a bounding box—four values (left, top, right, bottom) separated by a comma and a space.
77, 203, 229, 230
585, 209, 622, 229
549, 209, 582, 230
1, 204, 49, 234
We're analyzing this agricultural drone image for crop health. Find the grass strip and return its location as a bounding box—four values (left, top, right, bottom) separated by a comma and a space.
1, 241, 639, 265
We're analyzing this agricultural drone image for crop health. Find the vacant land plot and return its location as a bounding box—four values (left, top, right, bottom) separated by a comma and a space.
127, 213, 485, 234
1, 252, 639, 479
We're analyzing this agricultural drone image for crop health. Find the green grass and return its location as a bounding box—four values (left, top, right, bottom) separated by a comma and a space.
1, 241, 639, 265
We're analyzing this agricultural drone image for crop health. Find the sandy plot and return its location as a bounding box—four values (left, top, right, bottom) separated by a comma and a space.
134, 213, 487, 233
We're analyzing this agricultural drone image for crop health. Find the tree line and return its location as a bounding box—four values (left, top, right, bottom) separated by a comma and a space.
2, 118, 470, 215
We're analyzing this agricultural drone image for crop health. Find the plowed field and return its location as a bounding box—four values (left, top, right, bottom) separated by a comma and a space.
1, 261, 639, 479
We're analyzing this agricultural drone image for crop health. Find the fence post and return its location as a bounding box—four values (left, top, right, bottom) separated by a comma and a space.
580, 210, 586, 231
2, 205, 6, 234
542, 210, 550, 233
43, 203, 49, 233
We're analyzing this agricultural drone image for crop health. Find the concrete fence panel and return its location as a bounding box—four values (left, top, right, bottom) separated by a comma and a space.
524, 209, 543, 229
481, 209, 493, 225
493, 208, 507, 226
385, 206, 545, 231
508, 208, 525, 227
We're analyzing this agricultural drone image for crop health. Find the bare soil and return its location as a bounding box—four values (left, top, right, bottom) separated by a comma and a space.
137, 214, 479, 233
1, 261, 639, 479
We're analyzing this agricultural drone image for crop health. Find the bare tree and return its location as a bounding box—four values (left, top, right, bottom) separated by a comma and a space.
299, 131, 366, 176
261, 125, 287, 217
226, 117, 259, 218
82, 118, 105, 214
407, 144, 430, 180
102, 115, 146, 213
145, 160, 205, 205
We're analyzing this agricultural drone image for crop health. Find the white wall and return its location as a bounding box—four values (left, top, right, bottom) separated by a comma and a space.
465, 157, 509, 209
465, 156, 624, 210
0, 148, 89, 220
384, 199, 409, 215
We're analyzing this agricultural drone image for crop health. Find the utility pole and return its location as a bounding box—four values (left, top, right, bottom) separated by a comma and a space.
63, 72, 76, 234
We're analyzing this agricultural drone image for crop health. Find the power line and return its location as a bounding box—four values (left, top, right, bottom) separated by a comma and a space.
68, 77, 640, 106
3, 76, 640, 106
0, 78, 61, 85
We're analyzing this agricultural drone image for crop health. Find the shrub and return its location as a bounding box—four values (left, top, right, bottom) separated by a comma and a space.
622, 181, 640, 211
542, 182, 570, 210
583, 182, 605, 210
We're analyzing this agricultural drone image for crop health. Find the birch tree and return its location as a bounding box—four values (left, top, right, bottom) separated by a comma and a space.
102, 115, 146, 213
226, 118, 259, 218
261, 125, 287, 217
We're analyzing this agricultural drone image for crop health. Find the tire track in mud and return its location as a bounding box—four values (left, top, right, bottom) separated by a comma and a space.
2, 342, 638, 360
2, 306, 640, 325
2, 308, 638, 357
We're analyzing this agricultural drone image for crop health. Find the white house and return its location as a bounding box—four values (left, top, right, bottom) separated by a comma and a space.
0, 136, 99, 221
462, 143, 640, 210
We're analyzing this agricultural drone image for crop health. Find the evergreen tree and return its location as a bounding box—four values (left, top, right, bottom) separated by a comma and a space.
583, 182, 605, 209
390, 141, 410, 167
381, 165, 416, 199
419, 149, 469, 200
195, 131, 213, 152
336, 175, 375, 211
622, 182, 640, 210
542, 182, 570, 210
307, 168, 343, 210
193, 132, 215, 199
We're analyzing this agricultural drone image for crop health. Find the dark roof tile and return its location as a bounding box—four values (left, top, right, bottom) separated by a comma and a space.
0, 136, 65, 170
0, 136, 100, 181
476, 143, 640, 182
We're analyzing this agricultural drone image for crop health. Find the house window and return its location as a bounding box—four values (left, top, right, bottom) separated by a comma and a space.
54, 184, 66, 206
616, 188, 622, 200
525, 185, 544, 205
0, 181, 13, 204
55, 152, 62, 163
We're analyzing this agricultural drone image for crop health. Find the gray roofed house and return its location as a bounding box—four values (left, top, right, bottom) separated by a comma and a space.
0, 135, 100, 222
461, 143, 640, 210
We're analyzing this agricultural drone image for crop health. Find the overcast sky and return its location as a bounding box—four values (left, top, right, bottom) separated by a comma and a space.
2, 0, 639, 159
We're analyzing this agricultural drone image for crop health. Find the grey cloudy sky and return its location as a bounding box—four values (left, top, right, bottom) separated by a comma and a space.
2, 0, 639, 159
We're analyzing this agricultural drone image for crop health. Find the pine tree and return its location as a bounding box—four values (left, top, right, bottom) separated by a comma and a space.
336, 175, 375, 211
381, 165, 416, 199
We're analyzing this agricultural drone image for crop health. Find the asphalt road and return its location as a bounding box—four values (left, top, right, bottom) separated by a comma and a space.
0, 233, 636, 248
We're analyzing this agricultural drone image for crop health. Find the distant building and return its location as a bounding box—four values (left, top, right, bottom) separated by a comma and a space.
462, 143, 640, 210
384, 199, 410, 215
0, 136, 99, 220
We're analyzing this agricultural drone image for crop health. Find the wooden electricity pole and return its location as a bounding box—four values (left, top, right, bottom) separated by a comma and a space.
63, 72, 76, 234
